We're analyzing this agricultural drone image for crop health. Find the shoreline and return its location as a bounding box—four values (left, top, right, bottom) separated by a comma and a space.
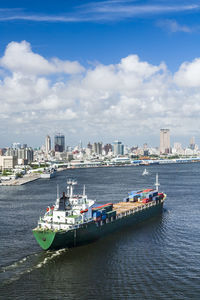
0, 160, 200, 186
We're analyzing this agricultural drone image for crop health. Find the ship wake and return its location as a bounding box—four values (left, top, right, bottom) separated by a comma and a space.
0, 248, 68, 286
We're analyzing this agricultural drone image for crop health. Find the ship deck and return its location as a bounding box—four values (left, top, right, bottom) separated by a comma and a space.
113, 201, 148, 215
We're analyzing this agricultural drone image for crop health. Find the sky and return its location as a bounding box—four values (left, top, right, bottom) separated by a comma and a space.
1, 0, 200, 147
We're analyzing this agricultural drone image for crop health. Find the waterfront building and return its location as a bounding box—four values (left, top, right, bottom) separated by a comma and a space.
160, 129, 170, 154
5, 147, 33, 164
18, 148, 34, 164
12, 142, 21, 149
87, 142, 92, 150
172, 143, 184, 155
0, 148, 7, 156
5, 148, 18, 157
189, 136, 195, 150
0, 156, 17, 171
113, 141, 124, 156
92, 142, 102, 155
104, 144, 112, 155
54, 134, 65, 152
45, 135, 51, 153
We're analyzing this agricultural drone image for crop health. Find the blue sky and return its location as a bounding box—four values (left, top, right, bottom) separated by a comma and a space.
1, 0, 200, 147
1, 0, 200, 70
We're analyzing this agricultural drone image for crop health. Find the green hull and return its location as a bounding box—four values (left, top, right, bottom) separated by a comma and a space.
33, 202, 164, 250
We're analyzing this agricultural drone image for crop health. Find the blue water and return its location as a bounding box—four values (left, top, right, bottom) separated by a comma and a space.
0, 164, 200, 299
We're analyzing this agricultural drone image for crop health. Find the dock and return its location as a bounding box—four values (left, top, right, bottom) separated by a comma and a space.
0, 173, 40, 186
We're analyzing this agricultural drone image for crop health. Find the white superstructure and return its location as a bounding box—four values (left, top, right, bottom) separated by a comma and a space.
37, 180, 95, 230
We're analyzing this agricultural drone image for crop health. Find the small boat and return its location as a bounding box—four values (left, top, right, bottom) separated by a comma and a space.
40, 168, 56, 179
142, 168, 149, 176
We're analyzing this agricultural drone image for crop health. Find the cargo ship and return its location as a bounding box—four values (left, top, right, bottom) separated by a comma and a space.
33, 176, 166, 250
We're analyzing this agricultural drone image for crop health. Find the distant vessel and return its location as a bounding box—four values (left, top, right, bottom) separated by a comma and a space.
142, 168, 149, 176
33, 175, 166, 250
40, 168, 56, 179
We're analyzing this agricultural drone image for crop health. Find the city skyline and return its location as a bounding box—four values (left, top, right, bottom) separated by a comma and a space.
1, 130, 200, 151
1, 1, 200, 146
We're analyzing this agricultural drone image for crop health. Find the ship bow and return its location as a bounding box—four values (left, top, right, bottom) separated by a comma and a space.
33, 229, 56, 250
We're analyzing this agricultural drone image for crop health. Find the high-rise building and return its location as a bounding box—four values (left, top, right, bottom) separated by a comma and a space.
92, 142, 102, 155
18, 148, 34, 163
45, 135, 51, 153
113, 141, 124, 156
160, 129, 170, 154
12, 142, 21, 149
54, 134, 65, 152
104, 144, 112, 155
189, 136, 195, 150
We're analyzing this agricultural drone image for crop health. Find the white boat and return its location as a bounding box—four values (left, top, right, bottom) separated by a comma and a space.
40, 168, 56, 179
142, 168, 149, 176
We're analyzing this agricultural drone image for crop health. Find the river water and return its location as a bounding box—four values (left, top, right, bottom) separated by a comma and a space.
0, 164, 200, 299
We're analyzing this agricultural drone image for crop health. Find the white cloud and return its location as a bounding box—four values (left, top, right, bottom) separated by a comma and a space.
0, 41, 85, 75
1, 40, 200, 146
157, 19, 192, 33
174, 58, 200, 87
0, 2, 199, 23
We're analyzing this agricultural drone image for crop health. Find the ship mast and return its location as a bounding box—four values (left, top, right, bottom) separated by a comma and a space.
155, 173, 160, 191
67, 179, 77, 197
57, 184, 59, 199
83, 185, 86, 196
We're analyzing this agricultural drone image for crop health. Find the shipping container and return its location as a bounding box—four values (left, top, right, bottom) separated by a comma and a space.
142, 198, 150, 203
102, 214, 106, 220
93, 216, 101, 222
106, 210, 116, 218
92, 203, 113, 213
92, 211, 101, 218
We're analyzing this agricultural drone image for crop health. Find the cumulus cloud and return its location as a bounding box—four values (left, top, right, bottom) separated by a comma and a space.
0, 40, 200, 146
174, 58, 200, 87
0, 41, 85, 75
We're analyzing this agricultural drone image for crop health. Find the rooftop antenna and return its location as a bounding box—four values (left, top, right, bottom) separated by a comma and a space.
155, 173, 160, 191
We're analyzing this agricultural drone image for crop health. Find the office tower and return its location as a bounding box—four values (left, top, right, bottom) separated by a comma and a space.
113, 141, 124, 156
92, 142, 102, 155
104, 144, 112, 155
189, 137, 195, 150
18, 148, 34, 163
160, 129, 170, 154
45, 135, 51, 153
12, 142, 21, 149
87, 142, 92, 149
54, 134, 65, 152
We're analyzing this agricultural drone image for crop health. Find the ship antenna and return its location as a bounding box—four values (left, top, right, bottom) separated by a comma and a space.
155, 173, 160, 191
57, 184, 59, 199
83, 185, 86, 196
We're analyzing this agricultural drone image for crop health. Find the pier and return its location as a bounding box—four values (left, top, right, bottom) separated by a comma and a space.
0, 173, 40, 186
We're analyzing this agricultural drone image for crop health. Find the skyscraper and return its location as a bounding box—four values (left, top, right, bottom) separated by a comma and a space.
189, 136, 195, 150
113, 141, 124, 156
54, 134, 65, 152
45, 135, 51, 153
160, 129, 170, 154
92, 142, 102, 155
